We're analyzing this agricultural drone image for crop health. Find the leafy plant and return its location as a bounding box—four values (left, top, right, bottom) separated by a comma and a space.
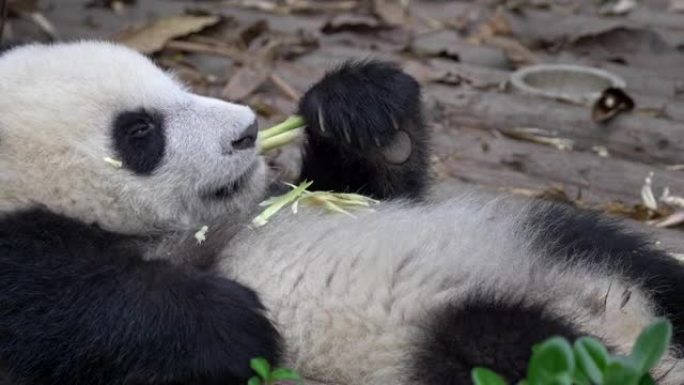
247, 358, 303, 385
472, 319, 672, 385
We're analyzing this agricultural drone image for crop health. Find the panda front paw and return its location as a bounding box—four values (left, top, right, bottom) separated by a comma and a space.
167, 277, 283, 385
298, 61, 422, 164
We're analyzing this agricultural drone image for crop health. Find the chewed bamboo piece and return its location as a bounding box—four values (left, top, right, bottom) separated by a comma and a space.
258, 115, 305, 154
253, 116, 379, 227
252, 181, 379, 228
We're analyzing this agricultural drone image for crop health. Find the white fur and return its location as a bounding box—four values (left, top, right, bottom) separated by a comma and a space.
221, 194, 684, 385
0, 41, 266, 234
2, 42, 683, 385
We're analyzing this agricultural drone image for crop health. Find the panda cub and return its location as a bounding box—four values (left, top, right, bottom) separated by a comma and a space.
1, 41, 684, 385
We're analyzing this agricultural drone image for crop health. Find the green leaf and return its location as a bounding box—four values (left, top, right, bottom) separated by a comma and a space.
630, 319, 672, 373
527, 337, 575, 385
472, 368, 508, 385
250, 358, 272, 381
604, 360, 641, 385
572, 368, 591, 385
247, 376, 262, 385
574, 337, 609, 384
270, 368, 303, 384
639, 373, 657, 385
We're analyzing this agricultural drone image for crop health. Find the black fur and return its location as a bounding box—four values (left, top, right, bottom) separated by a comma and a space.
529, 203, 684, 348
0, 41, 19, 56
297, 61, 429, 200
411, 296, 581, 385
0, 209, 281, 385
112, 110, 166, 175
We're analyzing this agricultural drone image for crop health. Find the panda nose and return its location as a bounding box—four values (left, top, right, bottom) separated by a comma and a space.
231, 120, 258, 151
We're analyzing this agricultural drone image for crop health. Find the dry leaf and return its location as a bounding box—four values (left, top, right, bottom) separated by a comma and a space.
403, 61, 462, 85
322, 13, 383, 34
501, 127, 574, 151
373, 0, 407, 26
7, 0, 39, 13
468, 8, 512, 44
484, 36, 536, 67
114, 15, 221, 54
229, 0, 358, 13
670, 0, 684, 12
222, 62, 272, 101
599, 0, 637, 16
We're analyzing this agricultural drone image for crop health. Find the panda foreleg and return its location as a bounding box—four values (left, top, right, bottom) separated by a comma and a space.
296, 61, 430, 201
0, 209, 281, 385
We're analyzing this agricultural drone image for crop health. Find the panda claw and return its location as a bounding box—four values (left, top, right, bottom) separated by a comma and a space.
391, 116, 400, 131
343, 125, 352, 144
318, 107, 326, 133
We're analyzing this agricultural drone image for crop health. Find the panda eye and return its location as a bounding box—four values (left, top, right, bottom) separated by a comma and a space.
112, 109, 166, 175
128, 121, 155, 139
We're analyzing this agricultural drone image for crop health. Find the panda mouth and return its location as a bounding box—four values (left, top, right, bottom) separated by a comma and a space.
205, 163, 257, 200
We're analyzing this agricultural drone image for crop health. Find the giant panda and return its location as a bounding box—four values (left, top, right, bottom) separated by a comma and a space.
2, 41, 684, 385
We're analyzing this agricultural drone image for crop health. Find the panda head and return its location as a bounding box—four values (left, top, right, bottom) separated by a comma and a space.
0, 41, 268, 234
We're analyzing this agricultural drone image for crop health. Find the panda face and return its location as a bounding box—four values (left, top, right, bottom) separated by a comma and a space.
0, 42, 268, 233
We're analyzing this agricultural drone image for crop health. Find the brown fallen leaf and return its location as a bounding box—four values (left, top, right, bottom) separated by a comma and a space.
600, 201, 665, 222
467, 9, 535, 67
500, 186, 575, 205
222, 34, 285, 102
223, 61, 272, 102
670, 0, 684, 12
468, 8, 512, 44
570, 27, 683, 70
86, 0, 135, 10
403, 61, 463, 86
322, 13, 384, 34
227, 0, 358, 14
500, 127, 574, 151
238, 19, 269, 49
599, 0, 637, 16
113, 15, 221, 55
373, 0, 407, 26
0, 0, 8, 41
7, 0, 38, 13
411, 30, 511, 68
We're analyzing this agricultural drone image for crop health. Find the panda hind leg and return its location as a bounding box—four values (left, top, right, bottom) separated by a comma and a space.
408, 296, 581, 385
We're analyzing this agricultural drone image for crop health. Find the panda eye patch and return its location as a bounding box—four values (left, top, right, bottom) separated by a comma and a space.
112, 109, 165, 175
116, 111, 158, 139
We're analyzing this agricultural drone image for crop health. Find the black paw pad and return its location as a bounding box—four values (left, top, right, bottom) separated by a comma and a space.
298, 61, 421, 152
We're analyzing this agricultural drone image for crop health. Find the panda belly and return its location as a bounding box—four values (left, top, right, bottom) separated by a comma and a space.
220, 196, 684, 385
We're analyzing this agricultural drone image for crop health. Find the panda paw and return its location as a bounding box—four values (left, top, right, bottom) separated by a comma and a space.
298, 61, 422, 163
